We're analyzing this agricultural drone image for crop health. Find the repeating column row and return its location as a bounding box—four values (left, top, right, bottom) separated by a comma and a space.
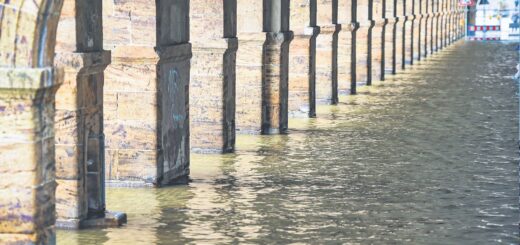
0, 0, 465, 243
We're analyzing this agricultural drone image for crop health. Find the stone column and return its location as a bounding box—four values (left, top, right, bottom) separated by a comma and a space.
316, 0, 341, 103
446, 0, 451, 45
384, 0, 397, 74
103, 0, 191, 187
190, 1, 237, 153
461, 5, 466, 39
289, 0, 319, 117
53, 0, 126, 229
355, 0, 372, 85
438, 0, 445, 50
422, 0, 431, 58
337, 0, 355, 95
414, 0, 424, 61
404, 0, 415, 66
350, 0, 360, 94
372, 0, 386, 81
0, 1, 63, 243
262, 0, 294, 134
432, 0, 439, 53
236, 1, 264, 134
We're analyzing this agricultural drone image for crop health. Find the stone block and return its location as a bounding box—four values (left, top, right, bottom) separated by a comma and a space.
115, 92, 157, 121
55, 179, 85, 221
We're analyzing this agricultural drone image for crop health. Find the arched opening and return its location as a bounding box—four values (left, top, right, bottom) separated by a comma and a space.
0, 0, 64, 243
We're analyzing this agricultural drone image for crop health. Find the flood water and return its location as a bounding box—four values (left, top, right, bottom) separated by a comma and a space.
58, 41, 519, 244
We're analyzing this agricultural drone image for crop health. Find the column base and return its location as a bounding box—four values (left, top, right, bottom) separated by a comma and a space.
57, 211, 127, 229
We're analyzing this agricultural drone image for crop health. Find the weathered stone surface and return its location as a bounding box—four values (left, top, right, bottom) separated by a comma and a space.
404, 0, 415, 66
288, 0, 318, 117
0, 67, 62, 244
355, 0, 371, 85
371, 0, 385, 82
103, 1, 191, 186
316, 0, 339, 103
337, 0, 354, 95
236, 1, 264, 134
395, 1, 405, 72
190, 1, 237, 153
262, 31, 293, 134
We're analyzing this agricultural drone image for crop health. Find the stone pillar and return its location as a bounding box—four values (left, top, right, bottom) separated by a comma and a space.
289, 0, 319, 117
414, 0, 424, 61
262, 0, 294, 134
350, 0, 360, 94
0, 1, 63, 243
432, 0, 439, 53
337, 0, 355, 95
53, 0, 126, 229
372, 0, 386, 81
103, 0, 191, 186
355, 0, 372, 85
384, 0, 397, 74
444, 0, 451, 46
422, 0, 431, 58
236, 1, 263, 134
404, 0, 415, 66
438, 0, 445, 50
394, 0, 405, 72
316, 0, 340, 103
190, 1, 237, 153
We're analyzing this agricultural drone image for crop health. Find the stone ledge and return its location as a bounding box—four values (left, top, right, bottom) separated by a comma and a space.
55, 50, 111, 75
319, 24, 340, 34
192, 38, 238, 51
156, 43, 192, 63
303, 26, 320, 37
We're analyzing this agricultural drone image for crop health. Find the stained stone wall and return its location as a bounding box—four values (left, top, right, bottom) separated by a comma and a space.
102, 0, 191, 186
384, 0, 397, 74
316, 0, 338, 104
395, 0, 405, 71
190, 0, 237, 153
0, 0, 64, 244
372, 0, 385, 82
413, 0, 422, 61
404, 0, 415, 66
54, 0, 108, 228
288, 0, 318, 117
236, 0, 264, 134
355, 0, 371, 85
337, 0, 354, 95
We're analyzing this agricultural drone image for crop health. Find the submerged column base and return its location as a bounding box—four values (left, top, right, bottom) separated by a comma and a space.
57, 211, 127, 229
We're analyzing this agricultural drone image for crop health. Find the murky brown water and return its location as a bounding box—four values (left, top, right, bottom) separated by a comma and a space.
58, 41, 519, 244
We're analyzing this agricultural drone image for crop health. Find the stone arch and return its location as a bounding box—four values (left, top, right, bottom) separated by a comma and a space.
0, 0, 64, 244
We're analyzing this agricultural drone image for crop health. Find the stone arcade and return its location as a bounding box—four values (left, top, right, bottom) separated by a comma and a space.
0, 0, 464, 243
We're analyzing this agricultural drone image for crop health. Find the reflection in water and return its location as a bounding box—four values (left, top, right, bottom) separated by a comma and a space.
58, 41, 519, 244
